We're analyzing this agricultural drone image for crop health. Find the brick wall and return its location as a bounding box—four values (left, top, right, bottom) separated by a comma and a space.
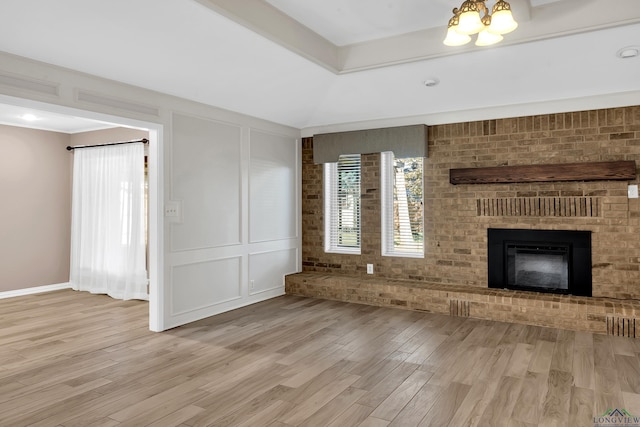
301, 106, 640, 299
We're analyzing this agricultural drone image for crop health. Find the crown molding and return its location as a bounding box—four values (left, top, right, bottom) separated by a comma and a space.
192, 0, 343, 73
198, 0, 640, 74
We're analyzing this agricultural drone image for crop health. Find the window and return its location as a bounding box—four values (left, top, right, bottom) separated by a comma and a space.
324, 154, 361, 254
381, 152, 424, 257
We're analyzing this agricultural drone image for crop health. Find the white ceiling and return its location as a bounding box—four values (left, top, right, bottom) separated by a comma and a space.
262, 0, 564, 46
264, 0, 460, 46
0, 104, 117, 134
0, 0, 638, 133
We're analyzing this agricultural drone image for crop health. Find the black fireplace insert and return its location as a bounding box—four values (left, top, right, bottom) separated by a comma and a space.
488, 228, 591, 296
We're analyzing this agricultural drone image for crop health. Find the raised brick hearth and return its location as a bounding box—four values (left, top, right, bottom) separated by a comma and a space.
286, 272, 640, 337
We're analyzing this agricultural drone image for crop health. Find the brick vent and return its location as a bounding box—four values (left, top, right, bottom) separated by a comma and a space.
477, 197, 600, 217
607, 316, 638, 338
449, 299, 470, 317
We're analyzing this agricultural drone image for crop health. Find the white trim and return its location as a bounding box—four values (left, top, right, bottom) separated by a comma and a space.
380, 151, 393, 256
192, 0, 341, 74
381, 152, 425, 258
0, 282, 72, 299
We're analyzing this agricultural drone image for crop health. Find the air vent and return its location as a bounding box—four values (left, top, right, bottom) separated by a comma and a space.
477, 197, 600, 217
450, 299, 470, 317
607, 316, 637, 338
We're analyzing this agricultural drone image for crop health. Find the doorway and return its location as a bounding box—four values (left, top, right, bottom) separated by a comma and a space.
0, 95, 162, 331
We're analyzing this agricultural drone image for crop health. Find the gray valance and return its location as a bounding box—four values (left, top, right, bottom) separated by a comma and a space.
313, 124, 427, 164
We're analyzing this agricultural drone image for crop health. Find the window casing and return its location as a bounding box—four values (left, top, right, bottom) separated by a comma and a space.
381, 152, 424, 257
324, 154, 361, 254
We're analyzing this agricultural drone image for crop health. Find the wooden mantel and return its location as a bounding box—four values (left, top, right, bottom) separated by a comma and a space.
450, 160, 637, 185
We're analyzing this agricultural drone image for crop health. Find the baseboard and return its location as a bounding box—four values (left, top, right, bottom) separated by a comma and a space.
0, 282, 72, 300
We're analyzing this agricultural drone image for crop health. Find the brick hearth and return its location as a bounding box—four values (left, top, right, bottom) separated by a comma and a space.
286, 272, 640, 337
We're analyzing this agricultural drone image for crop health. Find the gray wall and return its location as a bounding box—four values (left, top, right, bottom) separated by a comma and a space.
0, 125, 71, 291
0, 125, 150, 293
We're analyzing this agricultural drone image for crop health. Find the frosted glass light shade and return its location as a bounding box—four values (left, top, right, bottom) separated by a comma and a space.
475, 29, 503, 46
488, 7, 518, 34
457, 10, 484, 35
443, 27, 471, 46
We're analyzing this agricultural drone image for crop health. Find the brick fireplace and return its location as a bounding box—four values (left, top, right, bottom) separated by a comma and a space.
289, 106, 640, 334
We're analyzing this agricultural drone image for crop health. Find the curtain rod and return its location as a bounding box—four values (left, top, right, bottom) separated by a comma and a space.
66, 138, 149, 151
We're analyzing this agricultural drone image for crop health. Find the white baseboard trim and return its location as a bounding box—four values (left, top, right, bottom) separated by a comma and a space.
0, 282, 72, 300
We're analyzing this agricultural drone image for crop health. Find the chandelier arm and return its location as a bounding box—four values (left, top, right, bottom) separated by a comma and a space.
474, 0, 488, 17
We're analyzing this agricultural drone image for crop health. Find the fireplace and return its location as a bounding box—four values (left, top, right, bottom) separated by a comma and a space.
488, 228, 591, 297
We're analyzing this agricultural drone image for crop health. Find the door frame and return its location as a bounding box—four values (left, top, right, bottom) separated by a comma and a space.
0, 94, 164, 331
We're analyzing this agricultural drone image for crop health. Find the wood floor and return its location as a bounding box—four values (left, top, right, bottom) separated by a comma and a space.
2, 291, 640, 427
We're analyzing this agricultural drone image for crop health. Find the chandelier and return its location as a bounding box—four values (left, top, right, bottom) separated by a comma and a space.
443, 0, 518, 47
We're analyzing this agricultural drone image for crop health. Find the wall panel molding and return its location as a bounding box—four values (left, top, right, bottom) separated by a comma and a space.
249, 128, 298, 243
0, 71, 59, 97
170, 256, 242, 316
76, 89, 160, 117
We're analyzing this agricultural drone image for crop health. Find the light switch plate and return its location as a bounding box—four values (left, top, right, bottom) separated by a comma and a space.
628, 185, 638, 199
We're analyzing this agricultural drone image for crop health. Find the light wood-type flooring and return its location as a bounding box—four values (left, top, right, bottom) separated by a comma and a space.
2, 290, 640, 426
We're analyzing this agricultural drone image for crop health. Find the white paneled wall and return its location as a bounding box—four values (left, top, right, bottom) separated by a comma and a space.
249, 248, 298, 295
248, 129, 299, 295
171, 257, 242, 315
249, 129, 298, 243
0, 52, 300, 331
171, 114, 243, 250
168, 114, 300, 325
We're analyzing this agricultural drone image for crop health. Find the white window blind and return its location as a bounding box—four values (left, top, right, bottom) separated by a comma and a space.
381, 152, 424, 257
324, 154, 361, 254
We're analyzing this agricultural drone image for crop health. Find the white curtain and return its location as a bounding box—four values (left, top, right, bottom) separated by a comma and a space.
70, 142, 148, 300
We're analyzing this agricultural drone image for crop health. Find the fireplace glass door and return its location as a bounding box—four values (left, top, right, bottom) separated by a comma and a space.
506, 243, 569, 291
487, 228, 591, 297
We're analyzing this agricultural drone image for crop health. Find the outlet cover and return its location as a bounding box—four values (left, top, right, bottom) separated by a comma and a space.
628, 185, 638, 199
367, 264, 374, 274
164, 201, 182, 222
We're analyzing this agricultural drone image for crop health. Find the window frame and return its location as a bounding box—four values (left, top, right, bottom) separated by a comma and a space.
323, 154, 361, 254
381, 151, 424, 258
